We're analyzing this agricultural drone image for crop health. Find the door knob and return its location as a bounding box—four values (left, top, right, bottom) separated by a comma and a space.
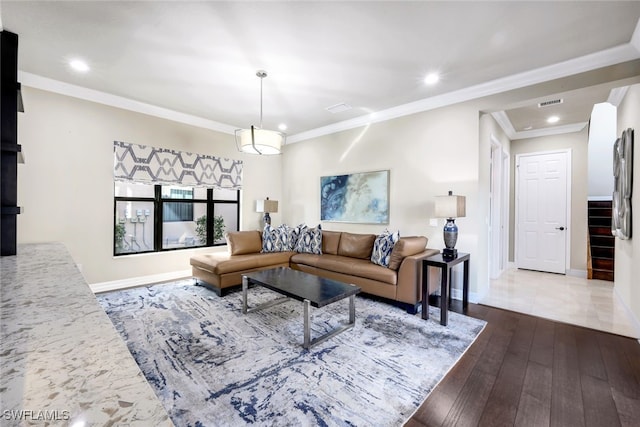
556, 226, 565, 231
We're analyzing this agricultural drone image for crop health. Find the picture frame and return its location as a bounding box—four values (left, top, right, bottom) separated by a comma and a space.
320, 170, 389, 224
612, 128, 634, 240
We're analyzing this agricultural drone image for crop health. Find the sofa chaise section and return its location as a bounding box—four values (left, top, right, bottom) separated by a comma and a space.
191, 251, 293, 296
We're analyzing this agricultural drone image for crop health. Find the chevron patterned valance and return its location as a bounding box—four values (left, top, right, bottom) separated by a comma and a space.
113, 141, 243, 189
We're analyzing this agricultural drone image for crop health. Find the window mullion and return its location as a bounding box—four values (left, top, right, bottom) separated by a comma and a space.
154, 185, 162, 251
206, 188, 214, 246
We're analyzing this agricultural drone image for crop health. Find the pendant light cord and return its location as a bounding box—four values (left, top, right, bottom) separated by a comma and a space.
256, 70, 267, 129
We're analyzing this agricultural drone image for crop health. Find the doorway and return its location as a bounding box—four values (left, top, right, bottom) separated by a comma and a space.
489, 136, 509, 279
515, 150, 571, 274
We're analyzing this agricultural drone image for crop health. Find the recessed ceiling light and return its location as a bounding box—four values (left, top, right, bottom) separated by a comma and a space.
547, 116, 560, 124
424, 73, 439, 85
69, 59, 90, 73
278, 123, 287, 131
523, 125, 533, 131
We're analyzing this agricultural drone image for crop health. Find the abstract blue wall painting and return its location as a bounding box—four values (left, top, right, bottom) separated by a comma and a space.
320, 170, 389, 223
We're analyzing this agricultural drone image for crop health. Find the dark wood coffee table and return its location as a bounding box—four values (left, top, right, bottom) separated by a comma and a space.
242, 267, 361, 349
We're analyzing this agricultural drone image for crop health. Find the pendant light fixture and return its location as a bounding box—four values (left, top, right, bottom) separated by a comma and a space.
235, 70, 285, 155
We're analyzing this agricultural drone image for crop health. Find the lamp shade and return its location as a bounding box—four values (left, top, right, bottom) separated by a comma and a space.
435, 191, 466, 219
256, 198, 278, 213
236, 127, 284, 155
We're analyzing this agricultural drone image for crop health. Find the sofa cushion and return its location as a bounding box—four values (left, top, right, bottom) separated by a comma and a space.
291, 253, 397, 285
371, 230, 400, 267
225, 230, 262, 255
388, 236, 428, 270
295, 225, 322, 254
337, 232, 376, 259
321, 231, 341, 255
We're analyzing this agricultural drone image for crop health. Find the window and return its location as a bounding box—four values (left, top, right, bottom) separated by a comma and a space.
163, 202, 194, 222
114, 183, 239, 255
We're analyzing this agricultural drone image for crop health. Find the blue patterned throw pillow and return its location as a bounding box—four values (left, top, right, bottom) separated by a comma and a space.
262, 225, 283, 252
295, 224, 323, 254
371, 230, 400, 267
286, 223, 308, 251
275, 224, 292, 250
263, 224, 308, 252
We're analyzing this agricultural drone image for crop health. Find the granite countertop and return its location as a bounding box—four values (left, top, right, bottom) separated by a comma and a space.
0, 243, 173, 426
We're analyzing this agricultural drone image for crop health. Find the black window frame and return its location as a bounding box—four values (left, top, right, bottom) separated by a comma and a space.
114, 184, 240, 256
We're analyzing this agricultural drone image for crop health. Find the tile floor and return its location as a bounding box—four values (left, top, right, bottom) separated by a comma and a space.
480, 268, 639, 339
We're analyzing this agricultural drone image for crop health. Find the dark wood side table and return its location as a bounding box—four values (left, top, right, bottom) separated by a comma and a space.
421, 253, 470, 326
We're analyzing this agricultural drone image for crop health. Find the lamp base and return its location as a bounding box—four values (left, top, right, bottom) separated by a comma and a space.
442, 248, 458, 259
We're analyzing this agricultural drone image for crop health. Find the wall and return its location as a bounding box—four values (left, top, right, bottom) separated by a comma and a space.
588, 102, 616, 199
17, 86, 282, 284
281, 102, 485, 299
614, 83, 640, 325
508, 128, 589, 273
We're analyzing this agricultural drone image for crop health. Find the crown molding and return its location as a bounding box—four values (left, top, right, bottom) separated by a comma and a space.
631, 16, 640, 54
491, 111, 588, 140
18, 71, 238, 135
289, 40, 640, 144
512, 122, 589, 140
492, 82, 629, 141
608, 85, 630, 106
490, 111, 517, 139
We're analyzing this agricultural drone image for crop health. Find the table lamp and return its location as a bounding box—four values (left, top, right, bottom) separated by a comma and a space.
435, 190, 466, 259
256, 197, 278, 227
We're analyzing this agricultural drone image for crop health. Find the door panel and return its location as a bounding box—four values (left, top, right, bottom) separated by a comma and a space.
516, 151, 568, 274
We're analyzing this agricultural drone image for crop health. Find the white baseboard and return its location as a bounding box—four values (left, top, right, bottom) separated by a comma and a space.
469, 290, 485, 304
448, 288, 481, 304
502, 263, 587, 279
613, 287, 640, 341
90, 269, 192, 294
567, 269, 587, 278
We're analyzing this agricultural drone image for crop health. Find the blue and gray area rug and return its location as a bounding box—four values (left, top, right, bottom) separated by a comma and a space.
97, 280, 485, 426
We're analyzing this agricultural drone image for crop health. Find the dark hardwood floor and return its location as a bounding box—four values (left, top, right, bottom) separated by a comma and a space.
405, 303, 640, 427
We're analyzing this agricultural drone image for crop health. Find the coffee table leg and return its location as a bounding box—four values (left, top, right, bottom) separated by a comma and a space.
303, 299, 311, 350
242, 276, 248, 314
243, 280, 289, 315
302, 296, 356, 350
349, 295, 355, 324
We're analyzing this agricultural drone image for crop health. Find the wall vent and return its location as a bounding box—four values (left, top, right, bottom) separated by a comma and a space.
538, 98, 563, 108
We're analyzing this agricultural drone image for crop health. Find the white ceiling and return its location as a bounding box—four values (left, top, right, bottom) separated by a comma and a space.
2, 1, 640, 143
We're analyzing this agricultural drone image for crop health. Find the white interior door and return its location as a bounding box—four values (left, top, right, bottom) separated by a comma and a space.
516, 151, 570, 274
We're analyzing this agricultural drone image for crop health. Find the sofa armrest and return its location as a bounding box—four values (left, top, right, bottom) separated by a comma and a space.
395, 248, 440, 305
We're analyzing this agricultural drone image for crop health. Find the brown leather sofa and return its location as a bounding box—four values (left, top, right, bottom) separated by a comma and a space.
190, 230, 440, 313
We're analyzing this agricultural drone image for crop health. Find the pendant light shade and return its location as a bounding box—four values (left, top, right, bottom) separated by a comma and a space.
236, 126, 284, 155
235, 70, 285, 155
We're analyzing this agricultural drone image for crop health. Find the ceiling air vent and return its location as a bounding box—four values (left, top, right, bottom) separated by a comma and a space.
538, 98, 563, 108
325, 103, 352, 114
